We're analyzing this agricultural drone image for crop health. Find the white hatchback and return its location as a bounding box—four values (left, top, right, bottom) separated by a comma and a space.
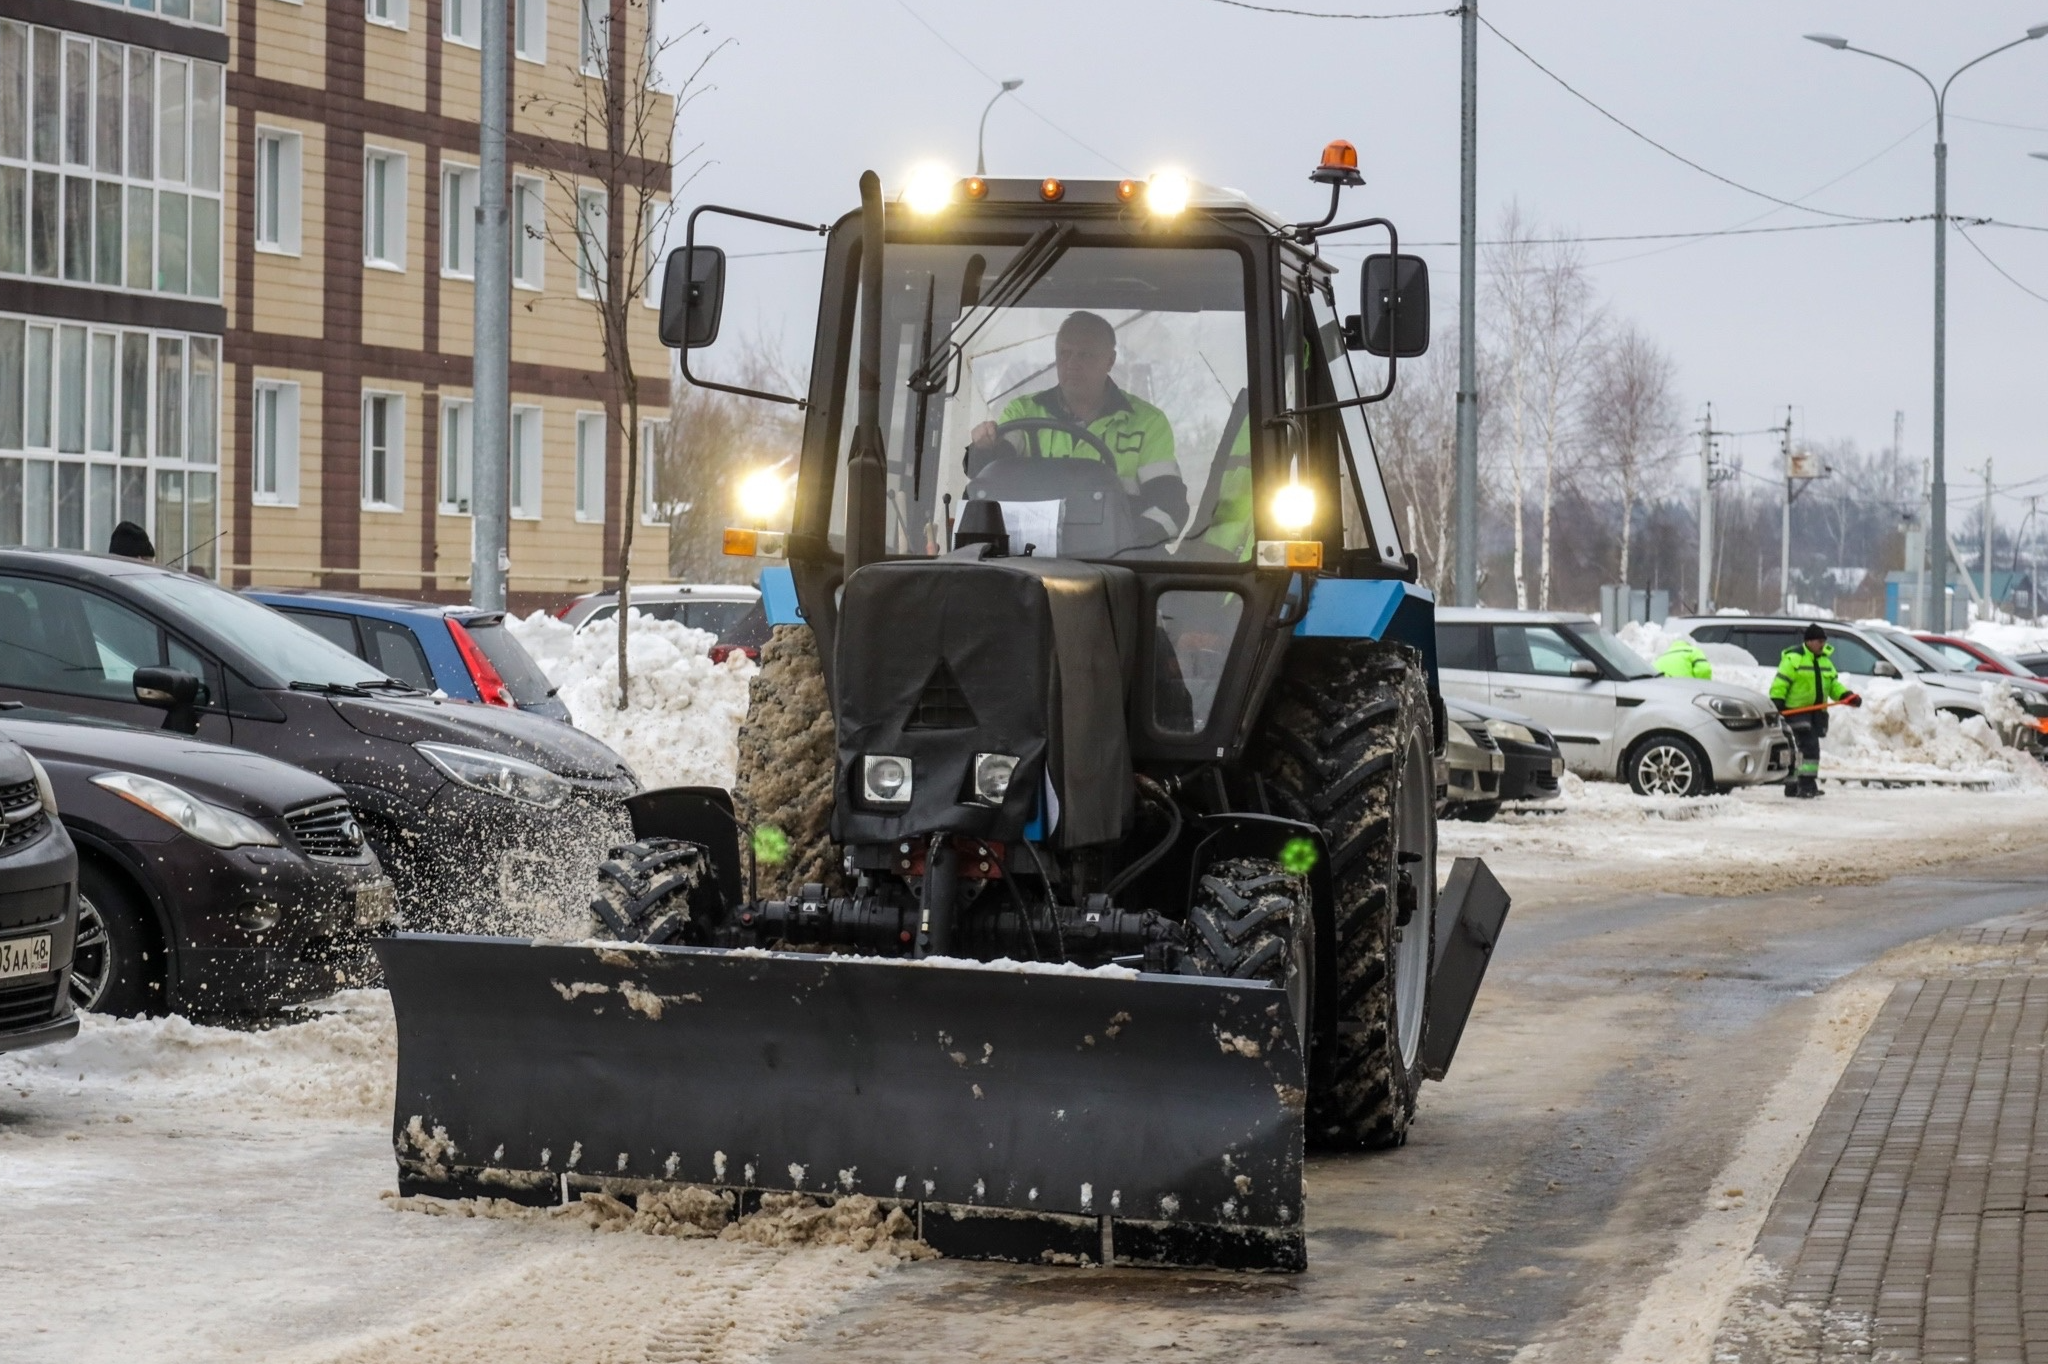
1436, 609, 1793, 796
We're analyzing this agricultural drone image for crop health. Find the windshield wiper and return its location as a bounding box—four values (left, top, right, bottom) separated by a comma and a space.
359, 677, 426, 693
289, 680, 373, 697
906, 223, 1074, 396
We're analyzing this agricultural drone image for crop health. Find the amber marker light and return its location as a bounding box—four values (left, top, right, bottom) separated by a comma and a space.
963, 176, 988, 200
1039, 177, 1065, 202
1116, 179, 1141, 202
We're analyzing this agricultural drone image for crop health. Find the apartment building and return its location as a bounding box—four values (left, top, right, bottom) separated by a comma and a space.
1, 0, 671, 607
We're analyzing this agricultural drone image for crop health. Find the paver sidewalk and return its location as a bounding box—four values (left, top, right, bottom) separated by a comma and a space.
1717, 923, 2048, 1363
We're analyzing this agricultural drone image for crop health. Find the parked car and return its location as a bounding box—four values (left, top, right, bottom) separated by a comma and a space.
1914, 633, 2036, 678
243, 589, 571, 724
1438, 609, 1793, 797
1440, 706, 1505, 821
0, 706, 394, 1017
1454, 698, 1565, 806
1675, 616, 2048, 754
0, 732, 79, 1054
0, 551, 639, 926
556, 584, 769, 662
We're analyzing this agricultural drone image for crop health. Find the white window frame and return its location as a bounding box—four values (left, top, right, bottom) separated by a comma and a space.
440, 161, 476, 278
578, 0, 608, 77
442, 0, 478, 46
639, 418, 666, 525
363, 147, 406, 271
438, 396, 472, 514
574, 410, 604, 523
510, 404, 542, 520
575, 186, 606, 299
251, 379, 299, 505
361, 390, 403, 511
514, 0, 545, 63
253, 127, 302, 255
365, 0, 407, 31
512, 175, 544, 291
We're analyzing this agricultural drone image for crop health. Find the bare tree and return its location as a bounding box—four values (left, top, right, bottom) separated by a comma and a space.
1371, 328, 1465, 595
516, 4, 724, 707
1482, 205, 1537, 608
1583, 322, 1681, 587
1526, 237, 1603, 608
664, 335, 804, 581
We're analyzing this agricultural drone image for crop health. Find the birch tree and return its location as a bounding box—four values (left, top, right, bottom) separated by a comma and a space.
1482, 205, 1537, 608
1584, 322, 1680, 588
1527, 238, 1603, 608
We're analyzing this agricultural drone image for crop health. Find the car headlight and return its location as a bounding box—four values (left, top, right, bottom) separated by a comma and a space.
1446, 724, 1484, 759
863, 755, 913, 805
415, 741, 571, 810
1483, 718, 1537, 746
91, 771, 282, 849
971, 753, 1018, 805
1694, 694, 1762, 729
26, 755, 57, 818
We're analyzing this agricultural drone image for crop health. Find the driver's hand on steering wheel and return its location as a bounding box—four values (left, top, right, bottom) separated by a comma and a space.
970, 421, 1002, 448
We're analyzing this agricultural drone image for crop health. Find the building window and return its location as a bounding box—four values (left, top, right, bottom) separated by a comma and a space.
441, 162, 476, 277
513, 175, 543, 290
366, 0, 407, 31
578, 0, 608, 76
510, 404, 541, 519
251, 380, 298, 505
574, 411, 604, 523
362, 391, 402, 510
443, 0, 477, 46
364, 148, 405, 269
515, 0, 545, 62
0, 25, 223, 300
254, 128, 300, 254
575, 186, 605, 298
438, 396, 471, 514
640, 420, 667, 525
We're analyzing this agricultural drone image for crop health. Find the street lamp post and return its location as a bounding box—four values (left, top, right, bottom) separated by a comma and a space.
976, 79, 1024, 177
1805, 24, 2048, 631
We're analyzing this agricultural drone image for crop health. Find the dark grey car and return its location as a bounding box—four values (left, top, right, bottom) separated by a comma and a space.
0, 733, 79, 1053
0, 551, 639, 928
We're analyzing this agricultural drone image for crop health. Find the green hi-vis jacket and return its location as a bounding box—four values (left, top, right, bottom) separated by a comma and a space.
998, 383, 1178, 488
1769, 642, 1850, 711
1656, 637, 1713, 680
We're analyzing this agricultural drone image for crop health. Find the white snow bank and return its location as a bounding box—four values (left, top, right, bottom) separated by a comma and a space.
0, 989, 394, 1122
509, 610, 757, 790
1965, 618, 2048, 660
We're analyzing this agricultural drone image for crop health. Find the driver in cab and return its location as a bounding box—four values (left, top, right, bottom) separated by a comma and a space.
969, 311, 1190, 542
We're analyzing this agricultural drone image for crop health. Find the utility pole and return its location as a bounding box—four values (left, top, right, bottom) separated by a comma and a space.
1776, 408, 1825, 612
1983, 459, 1995, 615
1696, 404, 1725, 613
1452, 0, 1479, 606
469, 0, 510, 610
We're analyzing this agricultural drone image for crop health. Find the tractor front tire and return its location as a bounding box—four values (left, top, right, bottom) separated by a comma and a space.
588, 838, 719, 946
1185, 856, 1313, 1047
1256, 639, 1437, 1150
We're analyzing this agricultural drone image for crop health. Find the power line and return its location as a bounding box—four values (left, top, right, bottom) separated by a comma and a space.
1951, 113, 2048, 134
1973, 217, 2048, 235
1475, 14, 1896, 225
1955, 223, 2048, 305
1319, 216, 1923, 251
1201, 0, 1456, 17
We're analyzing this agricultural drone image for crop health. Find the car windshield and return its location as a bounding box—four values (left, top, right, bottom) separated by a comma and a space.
130, 574, 390, 687
1878, 631, 1946, 672
830, 243, 1251, 563
1566, 624, 1657, 680
1971, 642, 2030, 674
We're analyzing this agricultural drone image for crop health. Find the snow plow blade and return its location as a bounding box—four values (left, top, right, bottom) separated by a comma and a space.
375, 934, 1308, 1271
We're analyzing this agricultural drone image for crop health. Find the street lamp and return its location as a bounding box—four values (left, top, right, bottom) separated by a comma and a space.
1805, 24, 2048, 630
976, 79, 1024, 177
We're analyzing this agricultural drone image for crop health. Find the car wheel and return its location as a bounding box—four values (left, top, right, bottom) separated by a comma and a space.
1449, 801, 1499, 823
71, 862, 164, 1017
1626, 734, 1711, 798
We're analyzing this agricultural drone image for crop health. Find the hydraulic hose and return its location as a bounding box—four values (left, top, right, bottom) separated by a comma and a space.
1103, 775, 1183, 899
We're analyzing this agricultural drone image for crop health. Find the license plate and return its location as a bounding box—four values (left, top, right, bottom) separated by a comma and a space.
1550, 757, 1564, 777
0, 933, 52, 981
354, 880, 396, 928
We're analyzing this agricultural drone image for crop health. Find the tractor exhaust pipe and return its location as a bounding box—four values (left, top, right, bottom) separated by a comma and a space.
844, 170, 888, 573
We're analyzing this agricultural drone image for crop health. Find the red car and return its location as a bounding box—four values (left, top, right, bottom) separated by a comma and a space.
1914, 633, 2038, 677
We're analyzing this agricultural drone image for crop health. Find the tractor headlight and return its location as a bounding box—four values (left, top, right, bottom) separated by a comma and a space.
1693, 694, 1763, 731
1145, 171, 1191, 217
415, 742, 571, 809
735, 467, 789, 522
1483, 718, 1537, 746
971, 753, 1019, 805
863, 755, 913, 805
903, 165, 954, 215
1271, 482, 1316, 532
91, 772, 281, 849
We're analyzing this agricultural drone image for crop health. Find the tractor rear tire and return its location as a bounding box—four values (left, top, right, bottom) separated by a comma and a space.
1255, 639, 1436, 1150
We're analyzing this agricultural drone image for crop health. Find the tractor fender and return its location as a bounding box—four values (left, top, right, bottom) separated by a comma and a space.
1188, 812, 1339, 1049
1293, 577, 1443, 745
625, 787, 744, 909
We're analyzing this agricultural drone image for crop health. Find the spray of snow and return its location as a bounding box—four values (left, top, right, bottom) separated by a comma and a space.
507, 610, 756, 790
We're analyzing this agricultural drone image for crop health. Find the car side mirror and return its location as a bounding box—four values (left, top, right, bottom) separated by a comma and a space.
133, 666, 201, 734
1872, 661, 1900, 679
659, 245, 725, 350
1358, 253, 1431, 358
1569, 658, 1600, 679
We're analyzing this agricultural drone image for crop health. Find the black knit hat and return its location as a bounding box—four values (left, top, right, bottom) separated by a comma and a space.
108, 520, 155, 560
1803, 623, 1827, 643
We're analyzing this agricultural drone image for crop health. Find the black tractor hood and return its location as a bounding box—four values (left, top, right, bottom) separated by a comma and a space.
333, 695, 634, 784
832, 553, 1137, 849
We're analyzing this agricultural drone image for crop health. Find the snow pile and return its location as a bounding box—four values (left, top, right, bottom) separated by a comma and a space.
0, 990, 395, 1122
1965, 618, 2048, 660
509, 610, 757, 790
1616, 619, 1758, 671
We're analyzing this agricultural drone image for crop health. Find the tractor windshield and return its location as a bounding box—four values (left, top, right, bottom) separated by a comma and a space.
831, 243, 1253, 563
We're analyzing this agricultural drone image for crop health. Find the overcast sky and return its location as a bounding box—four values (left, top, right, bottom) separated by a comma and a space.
662, 0, 2048, 509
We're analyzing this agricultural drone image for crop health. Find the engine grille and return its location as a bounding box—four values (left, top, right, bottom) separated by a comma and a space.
285, 798, 365, 859
0, 978, 60, 1031
0, 779, 47, 852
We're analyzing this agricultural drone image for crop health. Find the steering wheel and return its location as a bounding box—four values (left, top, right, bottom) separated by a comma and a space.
981, 416, 1118, 465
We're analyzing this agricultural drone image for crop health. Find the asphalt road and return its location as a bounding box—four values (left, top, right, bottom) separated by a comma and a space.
769, 846, 2048, 1364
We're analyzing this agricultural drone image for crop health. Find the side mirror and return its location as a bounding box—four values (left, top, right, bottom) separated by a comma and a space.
1872, 660, 1900, 679
659, 245, 726, 350
1569, 658, 1600, 679
1358, 253, 1431, 358
133, 666, 201, 734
